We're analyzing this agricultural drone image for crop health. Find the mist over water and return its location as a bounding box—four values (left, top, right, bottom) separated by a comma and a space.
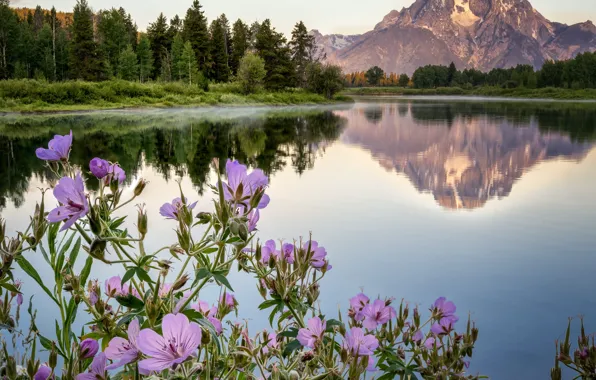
1, 99, 595, 379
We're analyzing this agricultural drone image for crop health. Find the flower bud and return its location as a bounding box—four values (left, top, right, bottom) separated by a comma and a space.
196, 212, 211, 225
250, 187, 266, 210
0, 218, 5, 243
189, 363, 204, 375
288, 370, 299, 380
79, 338, 99, 359
26, 358, 40, 379
176, 229, 191, 252
88, 206, 103, 236
5, 355, 17, 379
49, 344, 58, 369
137, 205, 148, 239
550, 367, 561, 380
471, 325, 479, 343
88, 239, 107, 262
201, 329, 211, 345
172, 274, 189, 291
239, 223, 248, 242
134, 179, 147, 197
229, 220, 240, 236
340, 348, 348, 363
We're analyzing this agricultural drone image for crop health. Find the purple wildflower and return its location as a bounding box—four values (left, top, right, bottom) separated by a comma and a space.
76, 352, 107, 380
362, 299, 397, 329
424, 337, 442, 350
15, 279, 23, 306
47, 174, 89, 232
158, 283, 173, 298
107, 163, 126, 184
208, 316, 223, 335
247, 209, 259, 232
366, 356, 377, 372
262, 332, 278, 354
36, 131, 72, 161
34, 364, 53, 380
303, 240, 329, 269
280, 243, 295, 264
79, 338, 99, 359
221, 292, 236, 308
105, 319, 140, 369
349, 293, 370, 322
297, 317, 326, 348
342, 327, 379, 356
89, 158, 110, 179
412, 330, 424, 343
105, 276, 123, 297
260, 240, 277, 264
433, 297, 459, 324
159, 197, 197, 221
222, 160, 270, 209
431, 319, 455, 336
137, 313, 202, 372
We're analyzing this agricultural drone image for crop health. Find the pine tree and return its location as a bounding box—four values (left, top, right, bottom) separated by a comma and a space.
170, 33, 184, 81
137, 34, 154, 82
447, 62, 457, 85
50, 6, 57, 80
32, 5, 44, 34
209, 17, 230, 82
230, 19, 249, 75
179, 40, 200, 85
70, 0, 103, 81
118, 44, 138, 80
289, 21, 316, 87
182, 0, 210, 72
147, 13, 170, 79
255, 19, 295, 90
0, 0, 18, 79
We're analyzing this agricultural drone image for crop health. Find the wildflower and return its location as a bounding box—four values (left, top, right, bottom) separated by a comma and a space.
262, 332, 278, 354
280, 243, 295, 264
222, 160, 270, 209
137, 313, 202, 372
349, 293, 370, 322
105, 276, 123, 297
105, 319, 140, 369
35, 131, 72, 161
297, 317, 326, 348
342, 327, 379, 356
76, 352, 107, 380
159, 198, 197, 221
433, 297, 459, 324
431, 319, 455, 336
192, 300, 213, 315
47, 174, 89, 232
221, 292, 236, 308
89, 158, 110, 179
362, 299, 397, 329
303, 240, 329, 269
34, 365, 53, 380
15, 280, 23, 306
79, 339, 99, 359
247, 209, 259, 232
412, 330, 424, 343
208, 316, 223, 335
107, 163, 126, 184
366, 356, 377, 371
424, 337, 442, 349
158, 283, 173, 298
260, 240, 277, 264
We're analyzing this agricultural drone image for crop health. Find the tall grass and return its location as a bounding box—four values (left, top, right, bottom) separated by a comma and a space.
0, 79, 343, 112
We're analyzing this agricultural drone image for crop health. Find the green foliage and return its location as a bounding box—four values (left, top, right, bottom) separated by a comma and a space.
255, 19, 295, 90
0, 0, 19, 79
289, 21, 316, 87
146, 13, 169, 80
305, 62, 343, 99
182, 0, 210, 72
137, 35, 153, 83
365, 66, 385, 86
179, 41, 201, 87
230, 19, 249, 75
236, 51, 266, 94
170, 33, 184, 81
209, 16, 230, 82
96, 8, 137, 77
398, 73, 409, 87
70, 0, 103, 81
117, 44, 138, 81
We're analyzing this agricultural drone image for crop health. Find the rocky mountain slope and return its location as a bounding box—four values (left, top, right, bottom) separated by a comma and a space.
314, 0, 596, 74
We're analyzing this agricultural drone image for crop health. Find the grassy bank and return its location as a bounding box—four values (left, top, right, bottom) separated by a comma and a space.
343, 86, 596, 100
0, 80, 350, 113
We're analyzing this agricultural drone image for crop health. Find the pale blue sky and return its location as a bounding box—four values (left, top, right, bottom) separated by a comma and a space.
11, 0, 596, 37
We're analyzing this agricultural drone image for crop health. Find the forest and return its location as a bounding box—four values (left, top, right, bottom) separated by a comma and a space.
0, 0, 345, 111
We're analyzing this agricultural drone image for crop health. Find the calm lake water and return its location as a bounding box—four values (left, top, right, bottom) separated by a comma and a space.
1, 98, 596, 379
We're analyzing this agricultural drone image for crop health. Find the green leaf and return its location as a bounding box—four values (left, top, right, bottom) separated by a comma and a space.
181, 309, 204, 321
80, 257, 93, 285
15, 256, 59, 306
268, 303, 283, 327
212, 273, 234, 291
278, 328, 299, 338
191, 267, 212, 288
116, 313, 138, 327
0, 282, 20, 293
282, 339, 302, 357
135, 268, 153, 284
121, 268, 136, 285
109, 216, 126, 230
202, 247, 218, 254
116, 294, 145, 309
68, 237, 82, 269
48, 223, 59, 258
39, 245, 51, 266
258, 299, 280, 310
56, 233, 75, 279
196, 318, 222, 354
325, 318, 344, 332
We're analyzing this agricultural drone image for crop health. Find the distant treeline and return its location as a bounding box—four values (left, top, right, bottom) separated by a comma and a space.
344, 52, 596, 90
0, 0, 339, 93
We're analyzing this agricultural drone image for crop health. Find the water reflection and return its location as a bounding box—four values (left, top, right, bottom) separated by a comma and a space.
340, 101, 596, 209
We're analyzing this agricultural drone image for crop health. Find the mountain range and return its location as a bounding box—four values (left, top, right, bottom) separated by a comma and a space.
313, 0, 596, 74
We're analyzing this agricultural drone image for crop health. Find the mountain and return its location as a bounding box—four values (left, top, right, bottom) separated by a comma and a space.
338, 102, 594, 209
310, 29, 361, 60
314, 0, 596, 74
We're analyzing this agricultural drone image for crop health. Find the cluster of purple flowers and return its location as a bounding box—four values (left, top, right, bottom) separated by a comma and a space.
222, 160, 270, 209
259, 239, 331, 270
89, 157, 126, 184
35, 131, 72, 162
349, 293, 397, 330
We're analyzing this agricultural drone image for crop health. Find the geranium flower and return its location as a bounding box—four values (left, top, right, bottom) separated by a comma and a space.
297, 317, 326, 348
222, 160, 270, 209
342, 327, 379, 356
159, 198, 197, 221
303, 240, 329, 269
349, 293, 370, 322
76, 352, 107, 380
433, 297, 459, 324
89, 158, 110, 179
362, 299, 397, 329
105, 276, 123, 297
105, 319, 140, 369
47, 174, 89, 231
36, 131, 72, 161
34, 364, 53, 380
431, 318, 455, 336
79, 338, 99, 359
260, 240, 277, 264
137, 313, 202, 372
247, 209, 259, 232
107, 163, 126, 184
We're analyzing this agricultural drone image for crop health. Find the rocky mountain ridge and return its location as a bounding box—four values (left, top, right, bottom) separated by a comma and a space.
313, 0, 596, 74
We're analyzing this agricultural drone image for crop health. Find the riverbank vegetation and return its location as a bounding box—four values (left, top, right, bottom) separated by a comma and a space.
344, 52, 596, 99
0, 0, 345, 112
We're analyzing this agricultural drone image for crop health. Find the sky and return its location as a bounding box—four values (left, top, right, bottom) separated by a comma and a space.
10, 0, 596, 37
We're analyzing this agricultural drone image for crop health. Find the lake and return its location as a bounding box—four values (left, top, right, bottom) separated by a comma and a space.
1, 98, 596, 379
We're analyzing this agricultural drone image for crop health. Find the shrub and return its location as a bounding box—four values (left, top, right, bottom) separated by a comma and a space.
236, 51, 267, 95
305, 62, 344, 99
